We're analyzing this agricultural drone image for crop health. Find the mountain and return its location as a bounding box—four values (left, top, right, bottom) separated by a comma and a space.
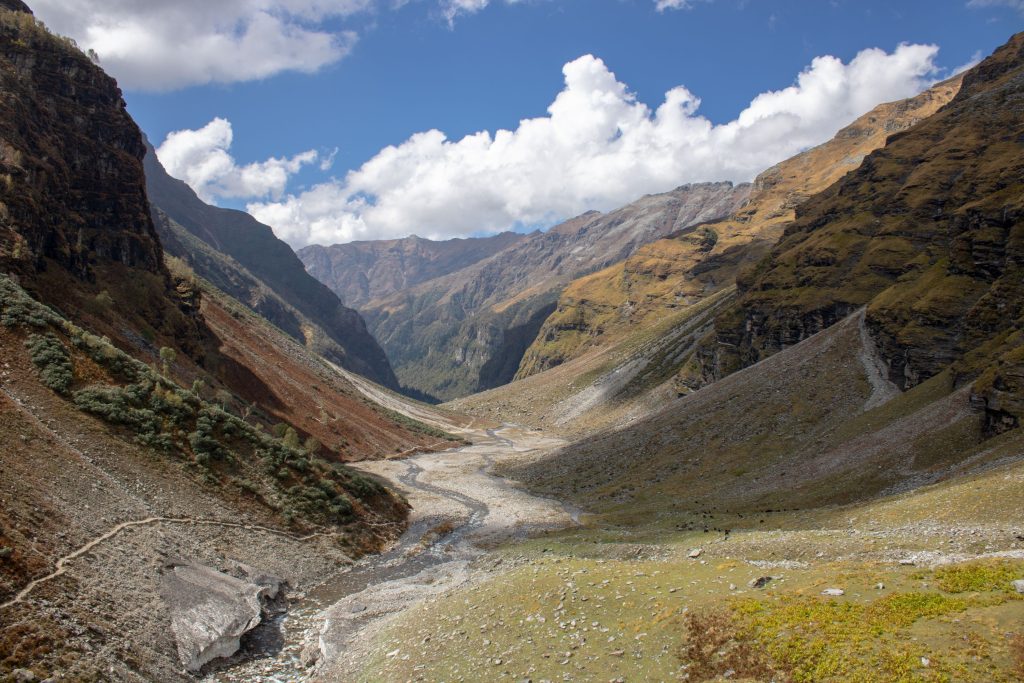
701, 32, 1024, 435
501, 33, 1024, 509
335, 182, 750, 401
0, 8, 454, 679
0, 3, 204, 360
298, 232, 528, 310
516, 74, 963, 378
143, 147, 402, 390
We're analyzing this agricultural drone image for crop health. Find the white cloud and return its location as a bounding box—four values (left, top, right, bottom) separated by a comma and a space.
236, 44, 939, 248
967, 0, 1024, 11
156, 118, 319, 202
29, 0, 371, 91
655, 0, 694, 11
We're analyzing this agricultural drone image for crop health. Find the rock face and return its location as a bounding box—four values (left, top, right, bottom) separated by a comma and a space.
298, 232, 528, 310
346, 182, 750, 401
703, 32, 1024, 431
516, 75, 962, 378
144, 145, 402, 391
160, 560, 281, 672
0, 8, 203, 353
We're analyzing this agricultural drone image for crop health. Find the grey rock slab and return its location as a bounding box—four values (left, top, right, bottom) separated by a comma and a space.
1013, 579, 1024, 594
160, 560, 273, 672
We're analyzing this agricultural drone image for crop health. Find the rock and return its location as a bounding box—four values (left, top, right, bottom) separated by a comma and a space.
875, 583, 885, 590
300, 641, 321, 668
899, 559, 916, 566
748, 576, 773, 589
688, 548, 703, 559
160, 560, 272, 672
821, 588, 845, 596
11, 669, 36, 682
226, 560, 284, 600
1013, 579, 1024, 594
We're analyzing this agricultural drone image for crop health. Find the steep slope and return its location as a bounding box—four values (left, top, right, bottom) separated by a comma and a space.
703, 32, 1024, 434
357, 182, 750, 400
298, 232, 527, 310
517, 75, 962, 377
0, 6, 205, 360
143, 147, 401, 390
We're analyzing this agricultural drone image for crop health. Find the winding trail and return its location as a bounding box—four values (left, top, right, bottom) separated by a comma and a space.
0, 517, 334, 612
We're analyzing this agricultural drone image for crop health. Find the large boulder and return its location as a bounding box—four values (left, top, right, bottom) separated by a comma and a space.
160, 559, 281, 672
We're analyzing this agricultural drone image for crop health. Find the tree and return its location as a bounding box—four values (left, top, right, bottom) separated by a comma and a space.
158, 346, 176, 376
282, 427, 301, 450
303, 436, 321, 455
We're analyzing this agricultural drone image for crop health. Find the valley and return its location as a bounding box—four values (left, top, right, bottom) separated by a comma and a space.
1, 1, 1023, 681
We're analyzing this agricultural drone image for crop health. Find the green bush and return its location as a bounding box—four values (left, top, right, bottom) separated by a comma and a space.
25, 333, 74, 394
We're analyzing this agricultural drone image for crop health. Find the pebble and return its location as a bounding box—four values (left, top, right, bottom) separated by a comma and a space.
821, 588, 845, 596
688, 548, 703, 559
748, 576, 772, 589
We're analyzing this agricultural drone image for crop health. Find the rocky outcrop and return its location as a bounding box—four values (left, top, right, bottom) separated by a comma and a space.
160, 560, 282, 672
702, 33, 1024, 431
144, 145, 402, 391
516, 75, 962, 378
353, 182, 750, 400
298, 232, 527, 310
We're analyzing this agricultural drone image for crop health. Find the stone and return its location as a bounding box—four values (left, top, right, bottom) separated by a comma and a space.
821, 588, 845, 596
748, 576, 773, 589
1012, 579, 1024, 594
11, 669, 36, 683
160, 560, 275, 672
687, 548, 703, 559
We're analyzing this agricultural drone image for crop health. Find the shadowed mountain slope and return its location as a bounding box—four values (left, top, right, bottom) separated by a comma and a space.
517, 74, 963, 378
143, 147, 401, 390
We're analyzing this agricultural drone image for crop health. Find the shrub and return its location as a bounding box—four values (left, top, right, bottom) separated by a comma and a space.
25, 333, 74, 394
678, 608, 780, 682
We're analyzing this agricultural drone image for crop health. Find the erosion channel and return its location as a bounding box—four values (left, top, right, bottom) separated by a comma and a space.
204, 413, 578, 683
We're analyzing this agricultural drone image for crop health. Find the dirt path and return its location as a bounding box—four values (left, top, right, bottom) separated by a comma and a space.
0, 517, 335, 612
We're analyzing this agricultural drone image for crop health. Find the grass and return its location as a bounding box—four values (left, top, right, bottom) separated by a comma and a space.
934, 560, 1024, 594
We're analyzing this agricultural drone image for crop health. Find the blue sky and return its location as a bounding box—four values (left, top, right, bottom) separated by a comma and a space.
30, 0, 1023, 246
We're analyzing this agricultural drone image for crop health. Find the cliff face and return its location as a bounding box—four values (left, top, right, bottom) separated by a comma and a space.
516, 75, 962, 378
144, 146, 402, 390
0, 9, 203, 353
299, 232, 528, 310
704, 33, 1024, 432
351, 182, 750, 401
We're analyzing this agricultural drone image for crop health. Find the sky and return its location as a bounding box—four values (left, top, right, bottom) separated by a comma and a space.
30, 0, 1024, 248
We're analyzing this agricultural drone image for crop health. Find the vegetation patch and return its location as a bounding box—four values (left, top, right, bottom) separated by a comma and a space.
0, 274, 403, 529
934, 560, 1024, 594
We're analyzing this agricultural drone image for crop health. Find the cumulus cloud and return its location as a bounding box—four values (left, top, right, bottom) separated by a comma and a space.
233, 44, 939, 247
156, 118, 319, 202
29, 0, 370, 91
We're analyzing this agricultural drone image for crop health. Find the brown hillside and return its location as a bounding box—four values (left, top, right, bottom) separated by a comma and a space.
517, 75, 962, 377
705, 32, 1024, 434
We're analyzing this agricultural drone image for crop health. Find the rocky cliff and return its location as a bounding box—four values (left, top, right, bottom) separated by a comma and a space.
703, 33, 1024, 433
353, 182, 750, 400
0, 7, 205, 357
516, 75, 962, 378
144, 146, 402, 390
299, 232, 527, 310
